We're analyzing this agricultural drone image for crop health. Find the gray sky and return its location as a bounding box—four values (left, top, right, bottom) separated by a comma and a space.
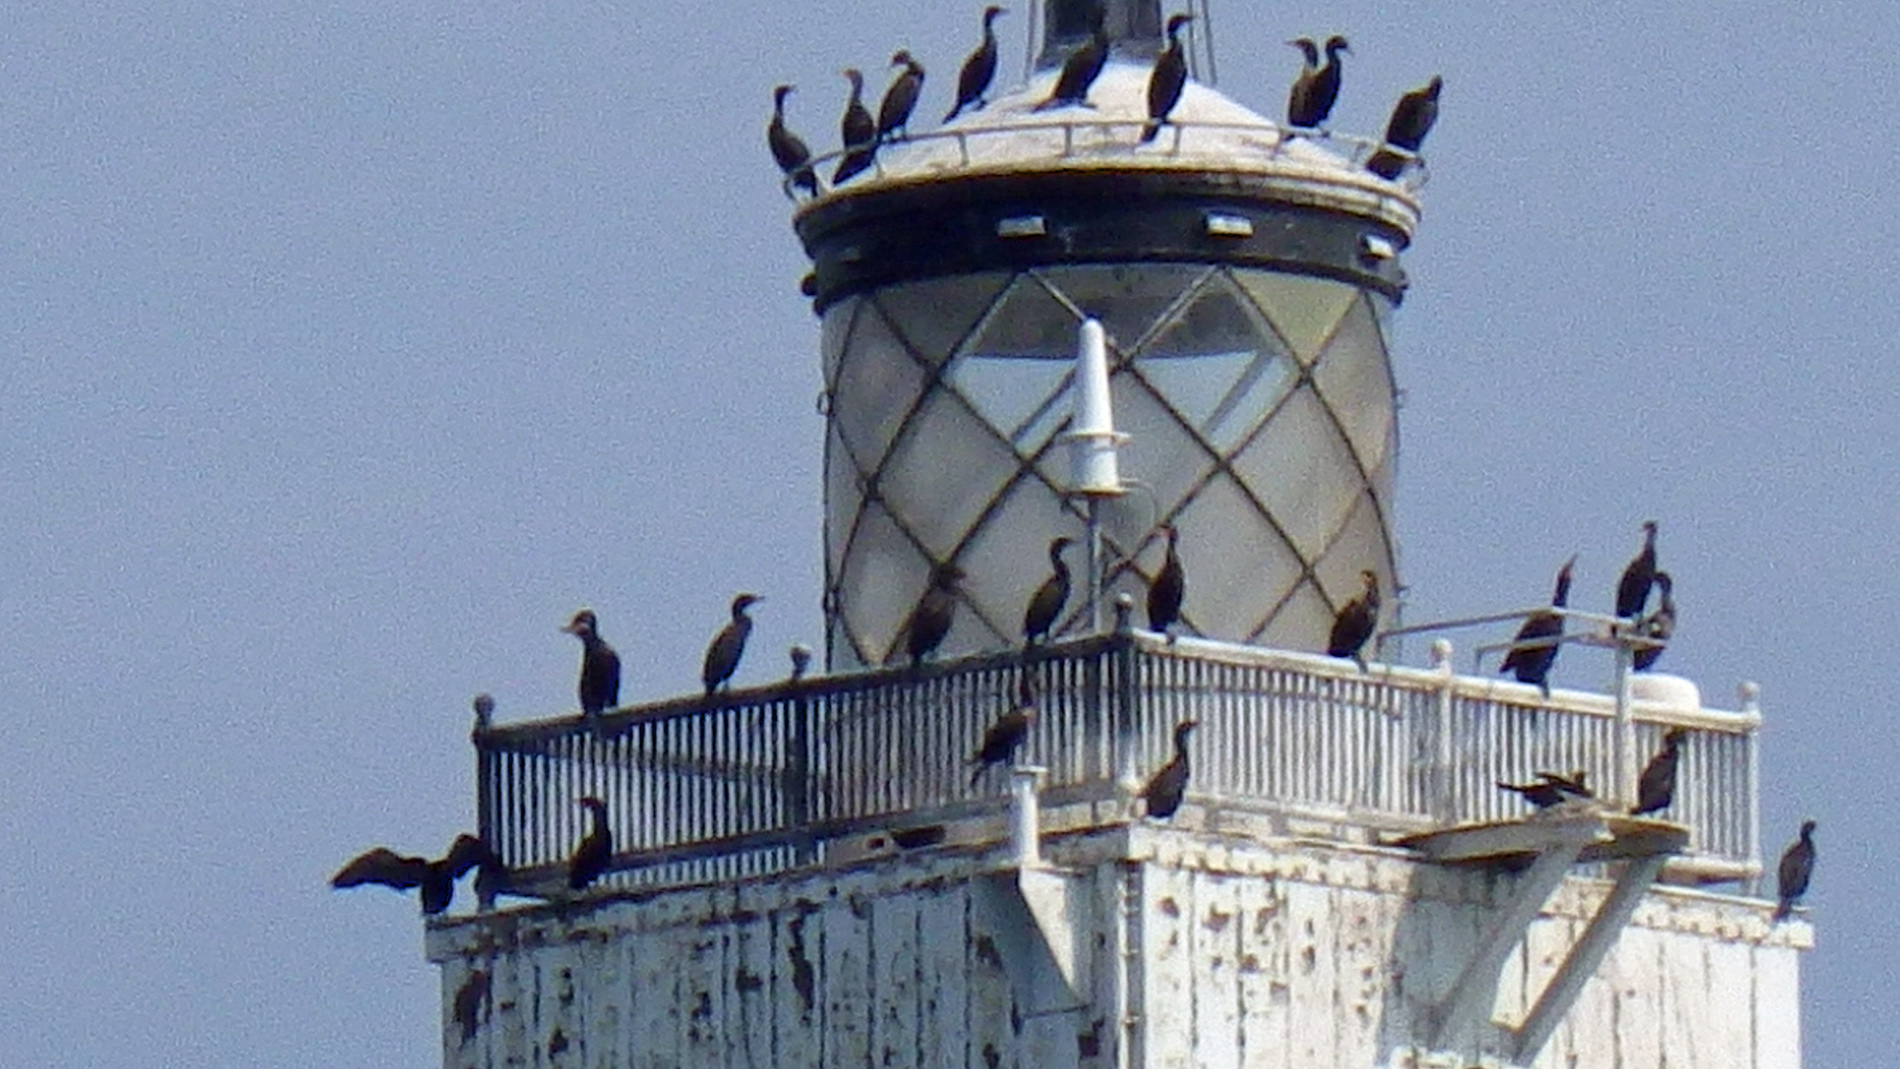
0, 2, 1885, 1065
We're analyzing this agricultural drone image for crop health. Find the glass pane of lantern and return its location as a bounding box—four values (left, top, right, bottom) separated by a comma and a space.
1169, 473, 1304, 641
1257, 579, 1337, 655
1039, 263, 1206, 354
838, 501, 931, 668
832, 300, 931, 467
962, 274, 1082, 358
950, 351, 1074, 445
1111, 374, 1210, 522
1311, 492, 1395, 628
1232, 269, 1359, 365
1311, 296, 1397, 473
1230, 384, 1362, 561
874, 272, 1014, 366
820, 296, 863, 391
1136, 272, 1293, 448
960, 476, 1076, 643
825, 425, 866, 580
878, 390, 1023, 559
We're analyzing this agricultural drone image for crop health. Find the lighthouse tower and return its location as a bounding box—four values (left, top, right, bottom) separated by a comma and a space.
423, 3, 1807, 1068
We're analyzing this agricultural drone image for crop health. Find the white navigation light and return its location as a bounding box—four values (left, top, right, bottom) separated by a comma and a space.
1064, 319, 1127, 496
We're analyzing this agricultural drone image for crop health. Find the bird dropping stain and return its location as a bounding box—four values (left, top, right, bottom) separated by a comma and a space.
787, 915, 817, 1015
453, 969, 490, 1045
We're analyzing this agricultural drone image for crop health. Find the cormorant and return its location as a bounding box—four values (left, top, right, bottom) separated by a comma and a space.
1497, 770, 1592, 809
1367, 75, 1443, 179
1615, 520, 1660, 623
1633, 572, 1676, 671
968, 671, 1038, 788
1630, 727, 1687, 816
563, 609, 621, 718
702, 593, 763, 696
1499, 556, 1575, 696
1141, 719, 1199, 819
877, 50, 926, 143
768, 85, 817, 198
1772, 820, 1816, 922
1283, 38, 1320, 128
1140, 13, 1194, 143
1325, 569, 1381, 670
568, 797, 613, 891
789, 643, 813, 682
834, 68, 879, 184
903, 562, 966, 667
944, 6, 1007, 122
331, 833, 501, 916
1022, 536, 1074, 645
1033, 6, 1109, 111
1147, 525, 1185, 639
1302, 35, 1349, 128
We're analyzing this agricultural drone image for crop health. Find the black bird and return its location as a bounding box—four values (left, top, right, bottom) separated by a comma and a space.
568, 797, 613, 891
331, 833, 501, 916
1033, 6, 1109, 111
1497, 770, 1592, 809
1633, 572, 1676, 671
1326, 569, 1381, 670
789, 643, 814, 682
1022, 536, 1074, 645
968, 671, 1038, 788
1615, 520, 1660, 623
1147, 525, 1186, 638
904, 562, 966, 667
944, 5, 1007, 122
877, 50, 926, 143
1301, 35, 1350, 128
1500, 556, 1575, 696
563, 609, 621, 718
1284, 38, 1320, 128
1772, 820, 1817, 922
834, 68, 879, 184
768, 84, 817, 198
1141, 719, 1199, 819
1630, 727, 1688, 816
1367, 75, 1443, 178
1140, 13, 1194, 143
702, 593, 763, 696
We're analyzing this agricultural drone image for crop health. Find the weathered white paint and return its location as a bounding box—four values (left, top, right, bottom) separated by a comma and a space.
429, 827, 1807, 1068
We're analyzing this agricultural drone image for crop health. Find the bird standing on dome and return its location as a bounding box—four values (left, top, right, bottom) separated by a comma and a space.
1630, 728, 1687, 816
767, 84, 817, 198
877, 50, 926, 143
1022, 536, 1074, 647
1367, 75, 1443, 179
1283, 38, 1320, 128
568, 797, 613, 892
1140, 13, 1194, 143
1141, 719, 1199, 819
1499, 556, 1575, 696
834, 68, 879, 184
968, 671, 1038, 789
1772, 820, 1816, 922
903, 562, 966, 667
944, 6, 1007, 122
702, 593, 763, 697
331, 833, 502, 916
563, 609, 621, 718
1615, 520, 1660, 624
1296, 34, 1350, 129
1633, 572, 1676, 671
1326, 569, 1381, 671
1146, 525, 1186, 640
1033, 6, 1109, 111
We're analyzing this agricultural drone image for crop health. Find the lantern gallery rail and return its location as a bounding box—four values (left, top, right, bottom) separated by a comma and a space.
472, 630, 1760, 898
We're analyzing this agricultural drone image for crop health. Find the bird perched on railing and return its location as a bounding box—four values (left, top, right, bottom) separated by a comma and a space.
1286, 34, 1348, 130
1614, 520, 1659, 624
1772, 820, 1817, 922
1033, 5, 1108, 111
702, 593, 763, 697
1140, 13, 1194, 143
1141, 719, 1199, 819
1632, 572, 1676, 671
903, 562, 966, 667
1497, 770, 1592, 809
331, 833, 502, 915
834, 68, 879, 184
944, 5, 1006, 122
1326, 569, 1381, 671
877, 50, 926, 143
789, 643, 813, 682
568, 797, 613, 892
1367, 75, 1442, 179
562, 609, 621, 719
1022, 536, 1074, 646
1146, 525, 1186, 640
1630, 728, 1687, 815
767, 84, 817, 198
1499, 555, 1575, 696
968, 671, 1038, 789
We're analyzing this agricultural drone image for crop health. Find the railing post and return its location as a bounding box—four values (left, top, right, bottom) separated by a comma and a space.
786, 648, 817, 865
470, 694, 498, 906
1430, 640, 1454, 825
1739, 680, 1762, 892
1612, 638, 1633, 808
1113, 595, 1141, 794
